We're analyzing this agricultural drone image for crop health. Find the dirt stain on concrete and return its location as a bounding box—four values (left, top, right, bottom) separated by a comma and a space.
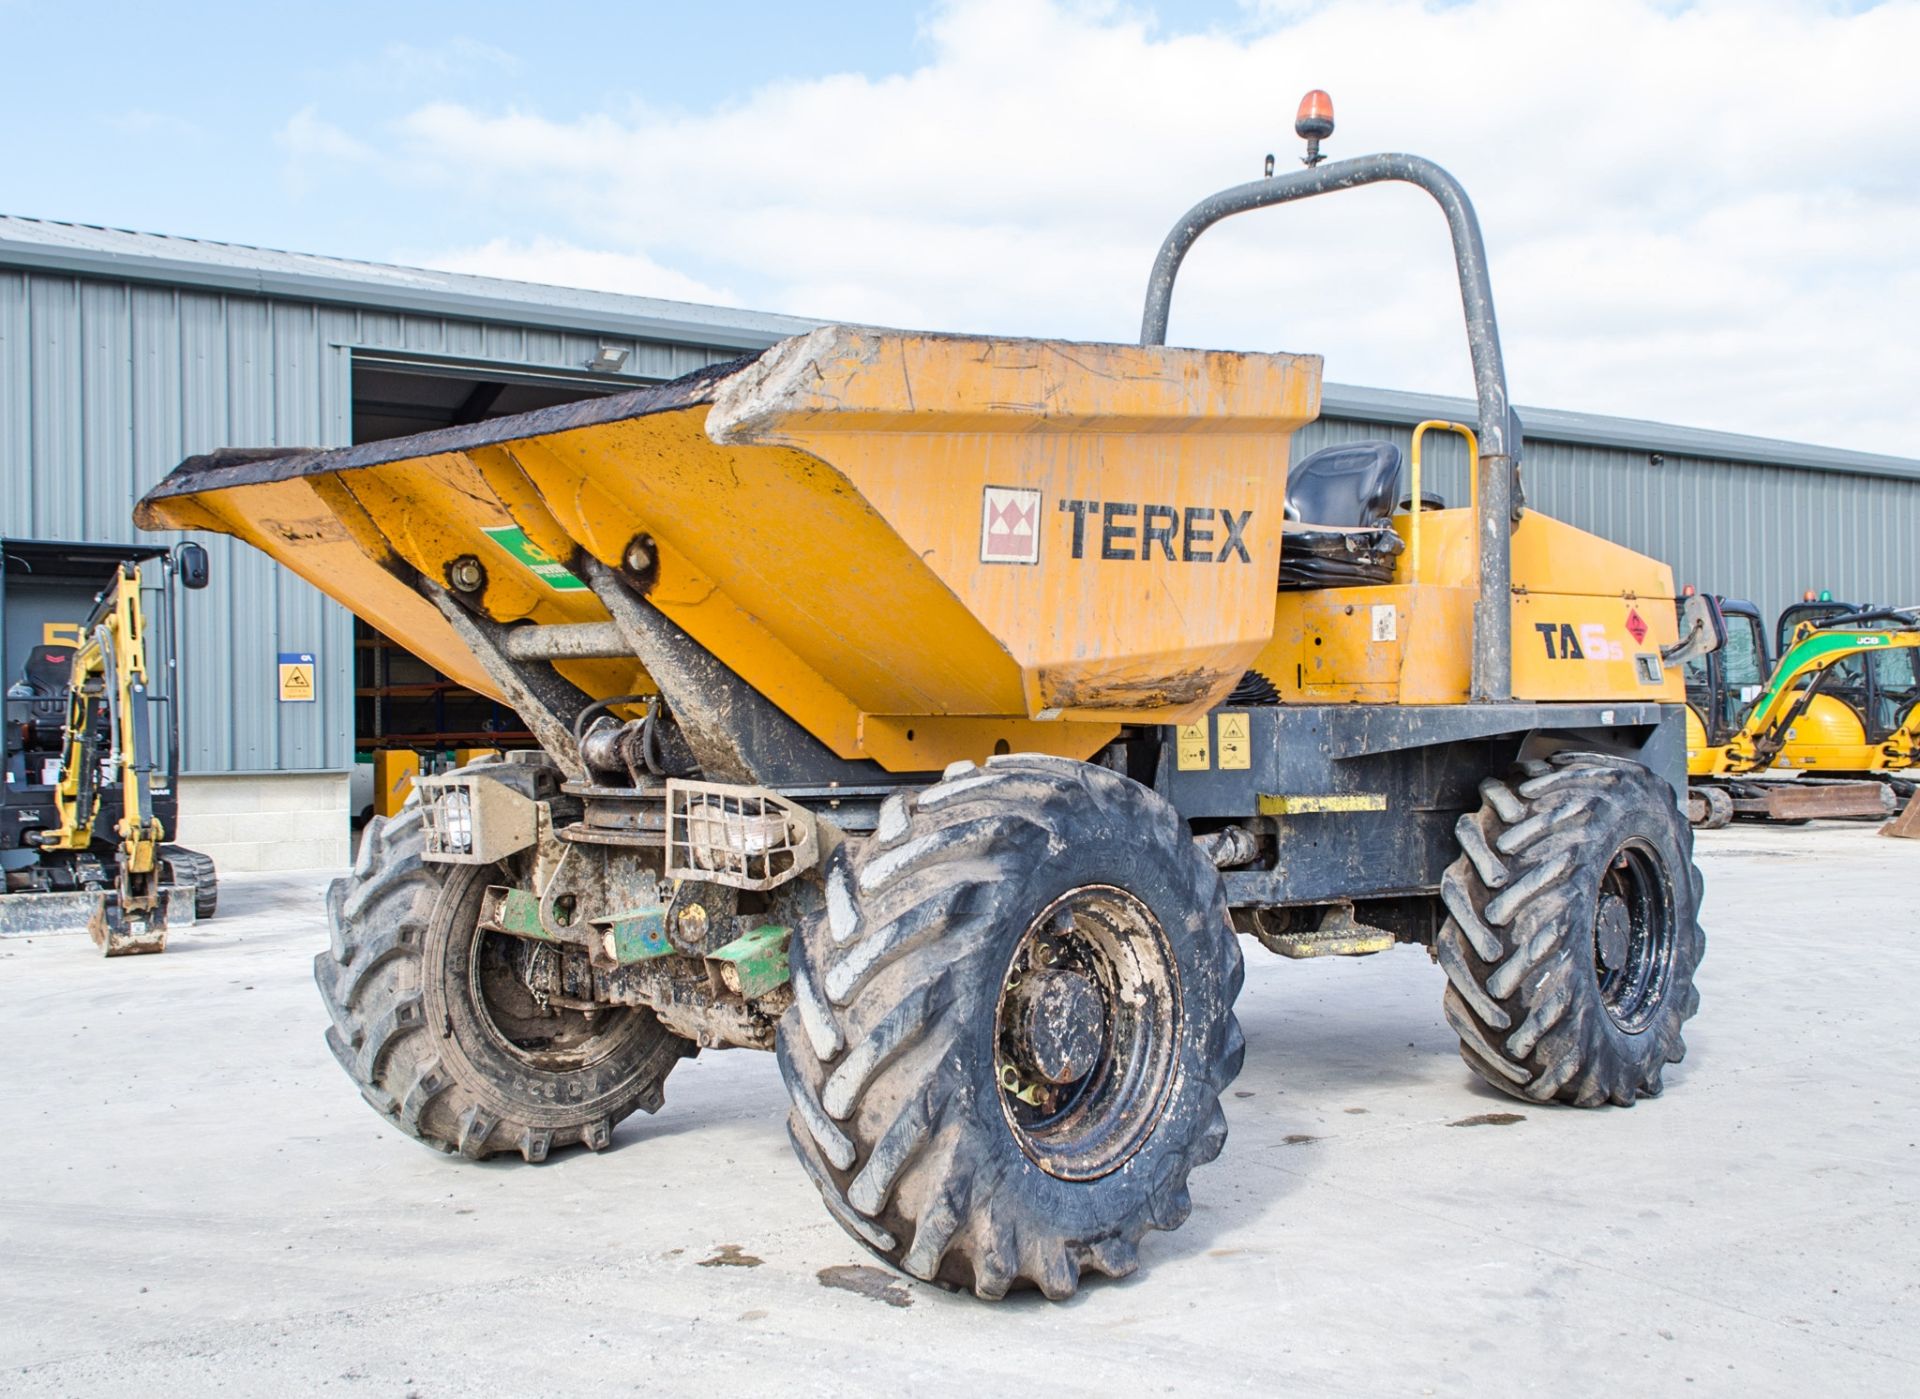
1282, 1133, 1319, 1145
698, 1244, 764, 1268
1449, 1112, 1526, 1128
817, 1264, 914, 1307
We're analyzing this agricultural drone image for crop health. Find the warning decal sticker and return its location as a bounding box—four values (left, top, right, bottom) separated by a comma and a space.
278, 652, 316, 702
1176, 721, 1211, 771
1216, 712, 1251, 770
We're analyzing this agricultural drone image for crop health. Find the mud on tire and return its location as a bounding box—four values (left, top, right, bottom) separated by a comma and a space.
777, 754, 1245, 1300
1437, 752, 1705, 1107
315, 806, 693, 1161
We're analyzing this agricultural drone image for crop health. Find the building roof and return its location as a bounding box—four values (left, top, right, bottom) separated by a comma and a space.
1317, 383, 1920, 483
3, 213, 1916, 483
0, 214, 817, 351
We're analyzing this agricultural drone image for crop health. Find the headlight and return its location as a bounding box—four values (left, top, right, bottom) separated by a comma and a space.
441, 788, 473, 853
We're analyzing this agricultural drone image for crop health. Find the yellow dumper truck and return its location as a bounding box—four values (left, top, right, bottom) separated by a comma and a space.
137, 105, 1708, 1299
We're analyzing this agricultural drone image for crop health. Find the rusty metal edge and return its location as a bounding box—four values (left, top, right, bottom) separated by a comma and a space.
132, 353, 762, 526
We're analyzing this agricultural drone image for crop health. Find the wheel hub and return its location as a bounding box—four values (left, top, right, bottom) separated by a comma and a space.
993, 885, 1179, 1181
1007, 969, 1104, 1085
472, 923, 633, 1072
1591, 842, 1677, 1033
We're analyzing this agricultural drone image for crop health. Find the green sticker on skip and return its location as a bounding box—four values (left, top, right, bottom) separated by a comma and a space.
482, 525, 586, 591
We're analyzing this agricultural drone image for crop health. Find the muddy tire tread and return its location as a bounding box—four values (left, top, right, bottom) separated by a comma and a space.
778, 755, 1243, 1299
315, 808, 686, 1161
1436, 753, 1705, 1108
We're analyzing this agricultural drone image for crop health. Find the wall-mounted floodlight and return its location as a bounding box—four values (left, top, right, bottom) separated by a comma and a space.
590, 345, 631, 373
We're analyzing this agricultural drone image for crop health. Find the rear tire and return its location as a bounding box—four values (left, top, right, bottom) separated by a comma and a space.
315, 808, 693, 1161
1437, 753, 1704, 1107
777, 755, 1244, 1300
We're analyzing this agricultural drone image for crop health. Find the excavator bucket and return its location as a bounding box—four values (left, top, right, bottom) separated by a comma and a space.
88, 890, 169, 956
1883, 787, 1920, 839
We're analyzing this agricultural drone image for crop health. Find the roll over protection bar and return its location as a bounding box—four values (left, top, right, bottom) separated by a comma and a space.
1139, 152, 1518, 703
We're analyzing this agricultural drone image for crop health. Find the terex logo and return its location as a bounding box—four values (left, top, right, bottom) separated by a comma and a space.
980, 486, 1041, 564
1058, 500, 1254, 563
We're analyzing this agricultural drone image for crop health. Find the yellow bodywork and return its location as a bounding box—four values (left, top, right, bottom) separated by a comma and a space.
138, 326, 1681, 773
1255, 509, 1681, 705
1684, 707, 1725, 778
1768, 695, 1877, 773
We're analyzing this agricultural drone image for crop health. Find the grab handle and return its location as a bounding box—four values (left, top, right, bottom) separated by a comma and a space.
1407, 420, 1478, 585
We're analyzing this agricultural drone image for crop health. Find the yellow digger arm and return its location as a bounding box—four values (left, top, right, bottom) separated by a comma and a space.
40, 565, 166, 872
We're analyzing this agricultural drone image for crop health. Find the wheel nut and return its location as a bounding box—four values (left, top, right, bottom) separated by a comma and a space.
1008, 969, 1103, 1085
624, 537, 654, 574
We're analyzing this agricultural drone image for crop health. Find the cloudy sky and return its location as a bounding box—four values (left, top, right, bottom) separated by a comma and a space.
5, 0, 1914, 454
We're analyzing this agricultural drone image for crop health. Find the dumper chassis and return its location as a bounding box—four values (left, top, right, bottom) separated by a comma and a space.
140, 116, 1707, 1300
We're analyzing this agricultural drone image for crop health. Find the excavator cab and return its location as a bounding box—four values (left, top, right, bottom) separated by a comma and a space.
1774, 600, 1919, 757
1871, 645, 1920, 738
1776, 598, 1856, 655
1678, 595, 1768, 754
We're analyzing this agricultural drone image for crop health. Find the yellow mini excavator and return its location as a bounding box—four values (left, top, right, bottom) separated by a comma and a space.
1680, 591, 1918, 826
1, 538, 218, 953
1768, 598, 1920, 794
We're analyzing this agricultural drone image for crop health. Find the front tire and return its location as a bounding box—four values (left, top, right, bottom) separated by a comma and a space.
1437, 753, 1705, 1106
315, 808, 693, 1161
777, 755, 1244, 1300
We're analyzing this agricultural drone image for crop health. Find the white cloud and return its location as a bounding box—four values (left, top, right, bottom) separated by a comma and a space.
279, 0, 1920, 454
359, 38, 521, 84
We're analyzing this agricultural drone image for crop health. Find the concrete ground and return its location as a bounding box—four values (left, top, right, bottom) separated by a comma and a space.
1, 822, 1914, 1397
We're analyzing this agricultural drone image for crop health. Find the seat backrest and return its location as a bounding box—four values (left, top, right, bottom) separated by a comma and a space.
1285, 441, 1404, 531
20, 644, 75, 697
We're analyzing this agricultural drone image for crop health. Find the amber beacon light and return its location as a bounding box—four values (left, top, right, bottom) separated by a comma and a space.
1295, 89, 1335, 166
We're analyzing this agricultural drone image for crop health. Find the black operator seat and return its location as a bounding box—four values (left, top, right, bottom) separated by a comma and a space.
1278, 440, 1406, 589
11, 644, 76, 698
7, 645, 76, 758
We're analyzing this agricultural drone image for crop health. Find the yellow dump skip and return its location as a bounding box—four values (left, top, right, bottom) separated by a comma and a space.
138, 327, 1322, 772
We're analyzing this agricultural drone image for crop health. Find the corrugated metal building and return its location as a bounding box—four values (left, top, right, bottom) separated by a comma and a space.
1298, 386, 1920, 621
4, 215, 1916, 868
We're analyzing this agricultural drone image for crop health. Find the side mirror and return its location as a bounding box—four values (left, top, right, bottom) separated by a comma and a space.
1662, 592, 1724, 668
174, 541, 211, 591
